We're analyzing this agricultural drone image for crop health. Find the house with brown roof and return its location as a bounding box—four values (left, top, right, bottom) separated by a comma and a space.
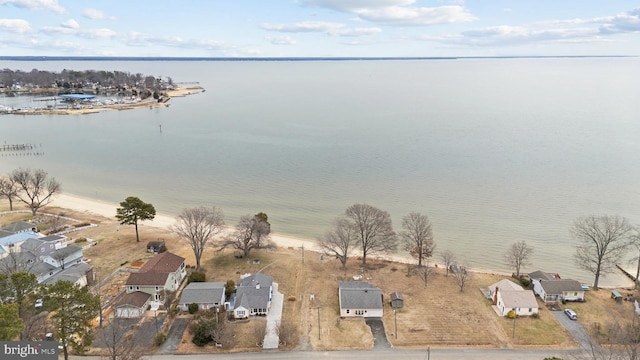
125, 252, 186, 305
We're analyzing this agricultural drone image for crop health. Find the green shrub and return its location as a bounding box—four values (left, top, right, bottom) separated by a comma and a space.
188, 272, 206, 283
188, 303, 199, 314
155, 332, 167, 346
507, 310, 516, 319
225, 280, 236, 296
520, 277, 531, 287
192, 320, 214, 346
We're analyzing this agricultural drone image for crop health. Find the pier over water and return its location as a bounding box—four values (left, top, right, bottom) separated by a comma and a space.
0, 143, 44, 156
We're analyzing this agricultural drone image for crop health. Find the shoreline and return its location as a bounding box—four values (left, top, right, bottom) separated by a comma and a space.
2, 86, 203, 115
52, 192, 517, 277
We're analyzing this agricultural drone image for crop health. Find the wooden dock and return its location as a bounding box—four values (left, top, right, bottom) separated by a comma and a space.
0, 143, 43, 156
616, 264, 638, 283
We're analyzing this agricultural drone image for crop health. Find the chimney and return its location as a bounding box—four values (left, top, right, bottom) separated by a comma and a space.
493, 287, 499, 305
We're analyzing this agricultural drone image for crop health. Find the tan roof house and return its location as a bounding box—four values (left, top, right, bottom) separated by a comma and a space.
125, 252, 186, 305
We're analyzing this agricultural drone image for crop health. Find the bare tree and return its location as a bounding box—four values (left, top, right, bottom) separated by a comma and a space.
504, 240, 533, 278
10, 168, 61, 215
451, 264, 471, 292
319, 218, 357, 272
440, 250, 455, 276
276, 319, 298, 346
631, 228, 640, 289
401, 212, 435, 267
573, 215, 633, 290
0, 176, 19, 210
344, 204, 397, 265
98, 317, 143, 360
219, 213, 274, 258
417, 259, 433, 288
172, 206, 225, 272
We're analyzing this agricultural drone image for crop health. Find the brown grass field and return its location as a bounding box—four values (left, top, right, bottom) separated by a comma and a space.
1, 199, 639, 352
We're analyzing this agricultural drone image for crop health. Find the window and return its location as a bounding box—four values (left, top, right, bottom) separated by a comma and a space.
346, 309, 350, 314
136, 286, 140, 290
528, 308, 532, 312
355, 310, 365, 316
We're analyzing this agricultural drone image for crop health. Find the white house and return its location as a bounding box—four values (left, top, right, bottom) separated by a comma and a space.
489, 279, 539, 317
114, 291, 152, 318
338, 282, 383, 318
179, 282, 226, 312
529, 270, 585, 303
233, 273, 273, 319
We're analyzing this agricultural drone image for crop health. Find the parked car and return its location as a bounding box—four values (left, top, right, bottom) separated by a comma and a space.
35, 298, 43, 308
564, 308, 577, 320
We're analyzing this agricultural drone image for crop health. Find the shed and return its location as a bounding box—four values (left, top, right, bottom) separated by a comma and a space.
146, 240, 166, 254
612, 290, 623, 303
390, 292, 404, 309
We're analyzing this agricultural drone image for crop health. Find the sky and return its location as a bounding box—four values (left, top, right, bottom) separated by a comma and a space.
0, 0, 639, 57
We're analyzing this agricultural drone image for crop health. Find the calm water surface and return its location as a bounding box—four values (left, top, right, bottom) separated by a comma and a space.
1, 58, 639, 286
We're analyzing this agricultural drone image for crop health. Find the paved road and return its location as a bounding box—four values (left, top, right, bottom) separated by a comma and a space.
72, 348, 577, 360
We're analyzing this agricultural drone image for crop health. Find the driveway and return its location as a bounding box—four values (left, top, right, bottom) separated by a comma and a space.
263, 282, 284, 349
551, 310, 593, 350
157, 317, 189, 354
365, 318, 391, 349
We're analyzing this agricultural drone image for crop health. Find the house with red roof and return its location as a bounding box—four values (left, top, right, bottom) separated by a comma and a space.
124, 252, 186, 309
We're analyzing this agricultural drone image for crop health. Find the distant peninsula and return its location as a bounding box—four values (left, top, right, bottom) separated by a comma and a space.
0, 68, 202, 115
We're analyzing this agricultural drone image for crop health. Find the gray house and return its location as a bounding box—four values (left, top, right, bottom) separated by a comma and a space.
339, 282, 383, 318
390, 292, 404, 309
179, 282, 226, 312
530, 270, 585, 303
233, 273, 273, 319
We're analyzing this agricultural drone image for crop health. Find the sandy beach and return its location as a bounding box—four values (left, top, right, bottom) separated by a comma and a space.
53, 192, 419, 266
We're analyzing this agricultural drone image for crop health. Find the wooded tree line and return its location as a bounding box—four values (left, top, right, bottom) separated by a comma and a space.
0, 68, 172, 92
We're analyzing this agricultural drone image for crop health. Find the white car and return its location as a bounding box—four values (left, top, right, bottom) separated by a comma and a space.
35, 298, 43, 308
564, 308, 577, 320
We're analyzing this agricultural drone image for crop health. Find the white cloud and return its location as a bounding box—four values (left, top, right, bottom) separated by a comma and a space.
355, 5, 475, 26
301, 0, 475, 26
82, 8, 108, 20
122, 31, 226, 50
0, 18, 31, 33
265, 35, 297, 45
302, 0, 415, 12
261, 21, 381, 37
334, 27, 382, 36
79, 28, 117, 39
261, 21, 344, 33
61, 19, 79, 29
0, 0, 64, 13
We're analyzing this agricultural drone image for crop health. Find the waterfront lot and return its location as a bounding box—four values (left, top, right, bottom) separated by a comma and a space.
1, 201, 637, 352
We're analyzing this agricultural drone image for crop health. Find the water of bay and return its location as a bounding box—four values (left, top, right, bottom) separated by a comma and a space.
1, 58, 639, 286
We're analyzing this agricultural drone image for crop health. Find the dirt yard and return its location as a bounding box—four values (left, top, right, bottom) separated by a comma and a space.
2, 199, 639, 352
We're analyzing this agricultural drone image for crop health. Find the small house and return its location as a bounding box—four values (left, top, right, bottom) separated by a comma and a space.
114, 291, 152, 318
489, 279, 539, 317
179, 282, 226, 312
530, 270, 584, 303
390, 292, 404, 309
339, 282, 383, 318
233, 273, 273, 319
146, 240, 166, 254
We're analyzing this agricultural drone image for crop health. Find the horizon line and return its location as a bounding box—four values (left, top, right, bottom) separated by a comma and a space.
0, 55, 637, 61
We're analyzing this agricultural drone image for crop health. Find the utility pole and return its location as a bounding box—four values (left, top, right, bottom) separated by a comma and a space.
97, 272, 102, 328
317, 307, 321, 340
302, 244, 305, 264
